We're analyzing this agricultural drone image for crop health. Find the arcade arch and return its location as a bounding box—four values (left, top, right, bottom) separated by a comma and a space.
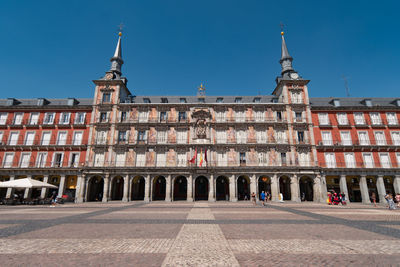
111, 176, 124, 201
237, 175, 250, 201
173, 176, 187, 201
153, 176, 166, 201
131, 176, 145, 201
216, 176, 229, 201
258, 176, 271, 200
87, 176, 104, 202
195, 176, 208, 201
299, 176, 313, 201
279, 176, 291, 201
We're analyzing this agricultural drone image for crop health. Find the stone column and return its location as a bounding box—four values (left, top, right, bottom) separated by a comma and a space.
40, 176, 49, 199
394, 175, 400, 194
376, 175, 386, 204
57, 175, 66, 198
187, 174, 193, 202
359, 175, 371, 204
208, 174, 215, 202
102, 174, 110, 202
75, 175, 85, 203
229, 175, 237, 202
250, 174, 257, 200
339, 174, 350, 203
165, 175, 171, 202
313, 175, 321, 203
122, 175, 130, 202
320, 174, 328, 203
23, 176, 33, 199
290, 174, 300, 202
270, 174, 279, 202
6, 176, 15, 199
144, 175, 150, 202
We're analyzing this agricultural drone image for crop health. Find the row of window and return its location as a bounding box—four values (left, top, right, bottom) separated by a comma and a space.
324, 152, 400, 168
0, 112, 86, 126
318, 112, 398, 126
0, 131, 84, 146
2, 152, 81, 168
320, 131, 400, 146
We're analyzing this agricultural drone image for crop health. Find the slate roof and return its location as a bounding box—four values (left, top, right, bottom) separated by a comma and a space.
0, 98, 92, 107
310, 97, 400, 108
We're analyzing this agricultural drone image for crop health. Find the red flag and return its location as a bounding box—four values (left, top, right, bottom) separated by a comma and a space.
189, 148, 197, 164
204, 148, 208, 162
199, 149, 204, 167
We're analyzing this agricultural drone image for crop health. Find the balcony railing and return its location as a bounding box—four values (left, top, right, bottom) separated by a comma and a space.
317, 138, 400, 147
1, 135, 88, 147
319, 161, 398, 169
1, 159, 85, 169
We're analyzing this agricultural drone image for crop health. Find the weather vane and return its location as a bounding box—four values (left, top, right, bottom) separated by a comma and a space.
280, 22, 285, 35
118, 23, 124, 35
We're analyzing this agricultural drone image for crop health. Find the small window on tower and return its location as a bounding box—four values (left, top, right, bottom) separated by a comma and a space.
198, 98, 205, 103
102, 93, 111, 103
143, 98, 151, 103
180, 98, 187, 103
161, 98, 168, 103
235, 97, 242, 103
216, 98, 223, 103
253, 97, 261, 103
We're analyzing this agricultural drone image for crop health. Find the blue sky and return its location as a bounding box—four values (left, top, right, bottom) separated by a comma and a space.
0, 0, 399, 99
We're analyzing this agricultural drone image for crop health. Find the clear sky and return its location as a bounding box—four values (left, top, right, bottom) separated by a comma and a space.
0, 0, 399, 99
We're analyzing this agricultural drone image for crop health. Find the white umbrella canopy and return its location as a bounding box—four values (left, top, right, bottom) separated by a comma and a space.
0, 178, 58, 190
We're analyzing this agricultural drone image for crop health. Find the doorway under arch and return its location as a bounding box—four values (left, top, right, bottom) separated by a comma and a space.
195, 176, 209, 201
153, 176, 166, 201
279, 176, 291, 200
173, 176, 187, 201
237, 175, 250, 200
87, 176, 104, 202
216, 176, 229, 201
131, 176, 145, 200
258, 176, 271, 200
111, 176, 124, 201
299, 176, 313, 201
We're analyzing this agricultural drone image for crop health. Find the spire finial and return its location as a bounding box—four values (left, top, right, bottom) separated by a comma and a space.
108, 25, 124, 78
279, 24, 294, 76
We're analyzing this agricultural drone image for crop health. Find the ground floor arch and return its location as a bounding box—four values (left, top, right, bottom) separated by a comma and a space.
279, 176, 291, 201
216, 176, 229, 201
195, 176, 208, 201
153, 176, 166, 201
258, 176, 271, 200
237, 175, 250, 201
87, 176, 104, 202
131, 176, 145, 200
299, 176, 313, 201
346, 176, 362, 202
111, 176, 124, 201
384, 176, 395, 196
173, 176, 187, 201
366, 176, 379, 202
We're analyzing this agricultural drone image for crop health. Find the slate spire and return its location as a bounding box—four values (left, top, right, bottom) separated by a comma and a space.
109, 32, 124, 77
279, 31, 294, 76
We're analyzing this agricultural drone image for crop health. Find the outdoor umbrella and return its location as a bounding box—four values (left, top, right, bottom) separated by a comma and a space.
0, 178, 58, 190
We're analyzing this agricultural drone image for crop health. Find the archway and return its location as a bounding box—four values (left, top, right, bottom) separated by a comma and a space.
384, 176, 395, 195
279, 176, 291, 200
366, 177, 379, 202
110, 176, 124, 201
258, 176, 271, 200
131, 176, 145, 200
153, 176, 166, 201
216, 176, 229, 201
173, 176, 187, 201
87, 176, 104, 202
195, 176, 208, 201
347, 176, 362, 202
237, 175, 250, 200
299, 176, 313, 201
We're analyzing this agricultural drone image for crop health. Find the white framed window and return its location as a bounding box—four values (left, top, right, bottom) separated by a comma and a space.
19, 153, 31, 168
386, 112, 398, 125
72, 131, 83, 145
69, 152, 80, 167
370, 112, 382, 125
396, 153, 400, 167
236, 111, 245, 122
25, 131, 35, 145
29, 113, 39, 125
177, 153, 187, 167
177, 130, 187, 144
43, 112, 55, 124
337, 113, 348, 125
254, 111, 264, 122
74, 112, 86, 124
340, 131, 352, 146
258, 152, 268, 166
321, 131, 333, 145
256, 130, 267, 144
344, 153, 356, 168
0, 113, 8, 125
157, 131, 166, 144
53, 152, 64, 167
216, 130, 227, 144
325, 153, 336, 168
156, 152, 166, 167
374, 131, 386, 145
298, 152, 309, 166
94, 153, 104, 167
59, 112, 70, 124
13, 113, 23, 125
291, 91, 302, 103
96, 131, 107, 145
217, 152, 227, 166
41, 131, 51, 145
8, 132, 19, 145
0, 131, 3, 145
3, 152, 14, 168
136, 153, 146, 167
318, 113, 329, 125
354, 112, 365, 125
138, 111, 149, 122
236, 130, 246, 144
379, 153, 391, 168
362, 153, 374, 168
115, 152, 126, 167
36, 152, 47, 167
276, 130, 287, 143
358, 131, 369, 145
391, 131, 400, 145
57, 131, 67, 145
215, 111, 226, 122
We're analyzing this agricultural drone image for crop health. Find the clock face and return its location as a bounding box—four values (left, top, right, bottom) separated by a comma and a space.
290, 73, 299, 79
105, 73, 113, 80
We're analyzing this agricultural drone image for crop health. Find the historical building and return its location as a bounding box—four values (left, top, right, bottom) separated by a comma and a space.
0, 31, 399, 204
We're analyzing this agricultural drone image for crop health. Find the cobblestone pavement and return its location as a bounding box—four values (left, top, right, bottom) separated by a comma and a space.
0, 201, 399, 266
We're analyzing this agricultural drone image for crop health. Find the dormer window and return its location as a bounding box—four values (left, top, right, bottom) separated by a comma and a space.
67, 98, 76, 106
271, 98, 278, 103
365, 99, 372, 107
37, 98, 45, 106
333, 99, 341, 107
216, 98, 223, 103
161, 98, 168, 103
253, 97, 261, 103
102, 93, 111, 103
235, 97, 242, 103
143, 98, 151, 103
396, 99, 400, 107
180, 98, 187, 103
198, 98, 205, 103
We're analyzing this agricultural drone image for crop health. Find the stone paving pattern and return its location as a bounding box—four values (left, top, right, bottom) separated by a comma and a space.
0, 201, 399, 266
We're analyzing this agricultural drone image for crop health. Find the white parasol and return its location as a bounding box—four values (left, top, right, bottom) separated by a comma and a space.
0, 178, 58, 190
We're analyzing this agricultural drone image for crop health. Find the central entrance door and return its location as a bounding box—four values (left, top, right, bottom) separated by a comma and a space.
173, 176, 187, 201
237, 176, 250, 200
131, 176, 145, 200
153, 176, 166, 201
216, 176, 229, 201
87, 176, 104, 202
195, 176, 208, 201
279, 176, 291, 200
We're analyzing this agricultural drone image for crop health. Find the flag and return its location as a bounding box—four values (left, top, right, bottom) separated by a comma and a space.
189, 148, 197, 164
204, 148, 208, 165
199, 148, 204, 167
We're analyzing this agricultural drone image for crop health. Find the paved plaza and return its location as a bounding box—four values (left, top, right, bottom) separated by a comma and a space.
0, 201, 400, 266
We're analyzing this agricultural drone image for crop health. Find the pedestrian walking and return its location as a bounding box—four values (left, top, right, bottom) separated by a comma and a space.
261, 191, 265, 206
251, 192, 256, 206
340, 192, 347, 206
50, 191, 57, 207
385, 194, 396, 210
371, 192, 377, 207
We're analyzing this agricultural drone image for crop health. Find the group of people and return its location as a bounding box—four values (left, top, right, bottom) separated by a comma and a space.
327, 191, 347, 205
384, 193, 400, 210
251, 191, 270, 206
